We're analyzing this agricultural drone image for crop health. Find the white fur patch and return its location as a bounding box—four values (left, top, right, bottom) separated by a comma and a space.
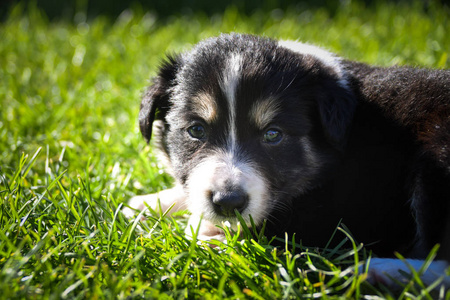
185, 150, 268, 228
278, 40, 349, 89
220, 53, 243, 152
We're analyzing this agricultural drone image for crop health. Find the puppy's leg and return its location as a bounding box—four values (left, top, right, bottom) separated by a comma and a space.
123, 185, 186, 217
124, 187, 227, 242
366, 258, 449, 289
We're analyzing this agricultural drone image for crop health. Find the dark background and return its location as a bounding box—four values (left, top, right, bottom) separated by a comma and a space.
2, 0, 448, 21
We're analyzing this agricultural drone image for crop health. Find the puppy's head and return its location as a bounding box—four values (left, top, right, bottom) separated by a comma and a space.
140, 34, 355, 227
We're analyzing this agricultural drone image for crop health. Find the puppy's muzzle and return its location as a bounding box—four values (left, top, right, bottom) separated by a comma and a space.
210, 189, 249, 217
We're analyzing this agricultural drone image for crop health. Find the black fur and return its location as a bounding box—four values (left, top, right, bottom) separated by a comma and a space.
139, 33, 450, 261
139, 55, 180, 143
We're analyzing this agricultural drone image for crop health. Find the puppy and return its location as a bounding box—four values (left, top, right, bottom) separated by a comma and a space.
125, 34, 450, 288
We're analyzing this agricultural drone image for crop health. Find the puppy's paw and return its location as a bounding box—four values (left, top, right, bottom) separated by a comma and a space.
365, 258, 449, 289
122, 194, 158, 218
122, 186, 186, 218
364, 258, 404, 287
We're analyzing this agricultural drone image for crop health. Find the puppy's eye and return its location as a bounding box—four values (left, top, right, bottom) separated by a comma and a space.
187, 125, 206, 140
263, 129, 283, 144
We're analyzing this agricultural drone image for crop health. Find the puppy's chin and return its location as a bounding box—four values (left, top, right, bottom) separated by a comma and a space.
185, 215, 227, 242
185, 214, 249, 244
187, 199, 267, 232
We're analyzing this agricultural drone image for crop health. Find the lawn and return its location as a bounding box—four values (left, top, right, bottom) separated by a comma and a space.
0, 1, 449, 299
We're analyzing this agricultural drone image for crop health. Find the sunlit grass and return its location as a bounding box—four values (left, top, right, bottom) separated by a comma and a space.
0, 1, 449, 298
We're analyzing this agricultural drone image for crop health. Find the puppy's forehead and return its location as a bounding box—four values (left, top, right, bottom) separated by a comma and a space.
177, 34, 346, 91
173, 35, 346, 129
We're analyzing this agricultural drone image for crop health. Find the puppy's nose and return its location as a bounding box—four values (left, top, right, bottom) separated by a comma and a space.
211, 190, 249, 217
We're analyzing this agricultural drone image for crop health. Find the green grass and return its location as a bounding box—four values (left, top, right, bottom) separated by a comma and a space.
1, 1, 449, 299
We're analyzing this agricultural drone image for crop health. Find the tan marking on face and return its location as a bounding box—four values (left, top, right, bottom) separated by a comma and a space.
249, 97, 281, 129
192, 92, 218, 123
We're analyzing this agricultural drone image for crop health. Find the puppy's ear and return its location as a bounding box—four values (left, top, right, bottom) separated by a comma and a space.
317, 82, 356, 150
139, 55, 180, 143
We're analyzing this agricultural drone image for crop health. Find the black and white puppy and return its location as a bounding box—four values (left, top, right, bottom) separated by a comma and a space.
126, 33, 450, 287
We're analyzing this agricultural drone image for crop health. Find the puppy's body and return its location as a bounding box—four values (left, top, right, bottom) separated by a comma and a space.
127, 34, 450, 287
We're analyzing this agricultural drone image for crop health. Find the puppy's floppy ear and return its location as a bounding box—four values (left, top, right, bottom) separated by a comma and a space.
317, 82, 356, 149
139, 55, 180, 143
